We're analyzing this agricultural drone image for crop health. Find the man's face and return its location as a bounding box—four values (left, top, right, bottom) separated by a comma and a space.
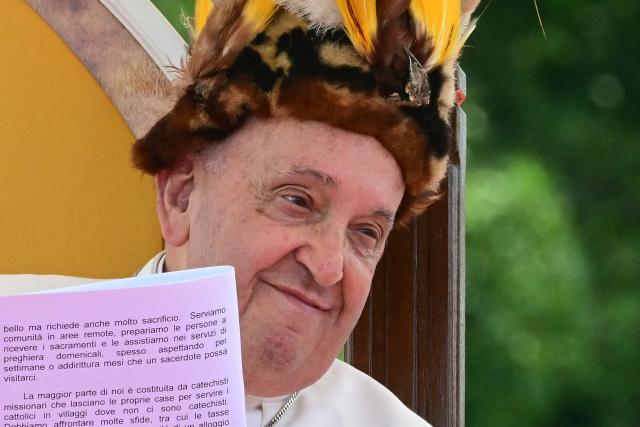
179, 118, 404, 396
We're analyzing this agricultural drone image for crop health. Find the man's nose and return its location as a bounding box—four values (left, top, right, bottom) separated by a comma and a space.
294, 228, 345, 287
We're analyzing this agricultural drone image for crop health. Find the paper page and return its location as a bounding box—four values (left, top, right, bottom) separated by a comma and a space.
44, 265, 234, 293
1, 268, 246, 427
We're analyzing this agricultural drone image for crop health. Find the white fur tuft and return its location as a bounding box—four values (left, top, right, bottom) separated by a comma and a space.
275, 0, 343, 31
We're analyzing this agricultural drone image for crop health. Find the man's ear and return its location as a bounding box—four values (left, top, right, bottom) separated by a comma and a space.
154, 159, 195, 247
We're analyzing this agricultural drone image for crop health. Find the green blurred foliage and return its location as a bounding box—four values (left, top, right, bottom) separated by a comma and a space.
149, 0, 194, 41
462, 1, 640, 426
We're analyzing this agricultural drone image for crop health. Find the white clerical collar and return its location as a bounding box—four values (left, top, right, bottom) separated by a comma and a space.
135, 251, 166, 276
245, 393, 292, 427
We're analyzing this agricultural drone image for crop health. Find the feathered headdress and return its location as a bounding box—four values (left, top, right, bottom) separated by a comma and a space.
133, 0, 480, 225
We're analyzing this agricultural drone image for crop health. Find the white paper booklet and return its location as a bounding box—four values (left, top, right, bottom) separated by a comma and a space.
1, 267, 246, 427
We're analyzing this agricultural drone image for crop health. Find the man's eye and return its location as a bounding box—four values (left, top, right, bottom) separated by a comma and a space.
350, 225, 385, 258
357, 227, 380, 241
283, 195, 309, 208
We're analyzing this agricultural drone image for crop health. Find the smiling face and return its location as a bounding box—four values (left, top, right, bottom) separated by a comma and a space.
157, 117, 405, 397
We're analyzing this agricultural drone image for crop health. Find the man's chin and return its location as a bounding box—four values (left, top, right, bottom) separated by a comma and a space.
241, 332, 336, 397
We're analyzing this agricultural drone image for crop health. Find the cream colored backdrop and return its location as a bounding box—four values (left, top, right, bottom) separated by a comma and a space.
0, 2, 162, 278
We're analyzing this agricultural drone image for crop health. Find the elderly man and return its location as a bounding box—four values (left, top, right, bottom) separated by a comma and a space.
132, 0, 479, 425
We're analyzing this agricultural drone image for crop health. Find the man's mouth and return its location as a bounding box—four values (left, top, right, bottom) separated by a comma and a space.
266, 282, 330, 312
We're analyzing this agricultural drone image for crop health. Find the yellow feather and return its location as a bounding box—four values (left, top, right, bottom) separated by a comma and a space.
242, 0, 278, 33
195, 0, 215, 36
335, 0, 378, 60
410, 0, 462, 68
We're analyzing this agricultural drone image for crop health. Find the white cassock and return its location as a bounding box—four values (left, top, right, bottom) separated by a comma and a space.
242, 359, 431, 426
0, 253, 431, 427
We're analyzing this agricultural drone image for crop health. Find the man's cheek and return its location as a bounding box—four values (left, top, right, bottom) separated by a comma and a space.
235, 278, 255, 315
341, 285, 370, 319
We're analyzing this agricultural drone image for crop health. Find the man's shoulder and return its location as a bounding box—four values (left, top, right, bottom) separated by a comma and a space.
293, 359, 431, 426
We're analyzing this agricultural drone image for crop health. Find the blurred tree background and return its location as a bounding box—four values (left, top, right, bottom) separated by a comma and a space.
462, 1, 639, 426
